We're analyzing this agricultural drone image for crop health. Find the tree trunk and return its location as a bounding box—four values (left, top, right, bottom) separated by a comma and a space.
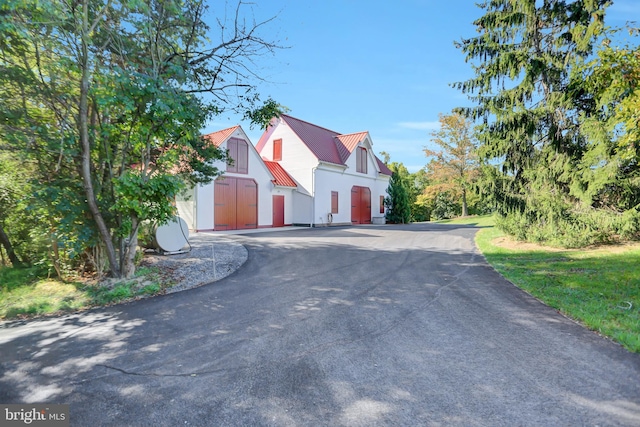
461, 188, 468, 217
79, 0, 121, 277
121, 218, 139, 278
0, 222, 22, 267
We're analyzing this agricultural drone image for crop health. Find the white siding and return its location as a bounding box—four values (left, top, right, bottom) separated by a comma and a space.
314, 167, 350, 225
292, 191, 313, 225
260, 121, 317, 195
259, 122, 391, 226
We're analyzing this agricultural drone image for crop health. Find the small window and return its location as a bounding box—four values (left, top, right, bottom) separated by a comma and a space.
273, 139, 282, 161
331, 191, 339, 214
380, 195, 385, 214
356, 147, 367, 174
227, 138, 248, 174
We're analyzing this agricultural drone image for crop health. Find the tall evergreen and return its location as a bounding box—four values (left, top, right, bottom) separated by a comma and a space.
454, 0, 638, 246
385, 172, 412, 224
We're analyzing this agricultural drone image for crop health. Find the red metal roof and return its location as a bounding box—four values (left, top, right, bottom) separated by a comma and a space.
281, 115, 343, 165
376, 157, 393, 176
256, 115, 392, 176
264, 161, 297, 187
335, 131, 368, 163
203, 126, 240, 147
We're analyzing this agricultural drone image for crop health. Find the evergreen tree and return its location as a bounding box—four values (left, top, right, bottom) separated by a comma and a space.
454, 0, 639, 246
385, 172, 412, 224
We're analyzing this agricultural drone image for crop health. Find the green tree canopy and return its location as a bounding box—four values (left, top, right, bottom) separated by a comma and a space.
424, 112, 480, 217
0, 0, 284, 277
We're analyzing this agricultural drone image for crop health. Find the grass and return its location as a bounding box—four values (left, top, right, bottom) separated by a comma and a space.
438, 214, 640, 353
0, 265, 172, 320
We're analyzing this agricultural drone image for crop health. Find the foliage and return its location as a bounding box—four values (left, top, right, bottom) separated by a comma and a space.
0, 264, 170, 319
455, 0, 639, 246
575, 40, 640, 211
0, 0, 283, 278
430, 191, 460, 220
424, 112, 481, 217
385, 172, 412, 224
382, 158, 430, 221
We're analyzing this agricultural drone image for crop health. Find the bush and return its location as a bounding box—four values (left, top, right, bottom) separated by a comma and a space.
431, 192, 460, 220
496, 207, 640, 248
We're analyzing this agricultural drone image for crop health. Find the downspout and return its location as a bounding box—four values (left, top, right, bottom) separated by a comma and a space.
311, 166, 317, 227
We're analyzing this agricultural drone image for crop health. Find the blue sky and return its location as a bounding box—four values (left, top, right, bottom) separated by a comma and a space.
205, 0, 639, 173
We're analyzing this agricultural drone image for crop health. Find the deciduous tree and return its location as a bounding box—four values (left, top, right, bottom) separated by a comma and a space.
0, 0, 283, 277
424, 112, 480, 217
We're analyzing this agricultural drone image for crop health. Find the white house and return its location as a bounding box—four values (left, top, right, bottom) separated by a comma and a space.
176, 125, 297, 231
255, 114, 392, 227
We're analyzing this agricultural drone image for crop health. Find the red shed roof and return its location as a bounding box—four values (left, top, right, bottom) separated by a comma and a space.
203, 126, 240, 147
264, 161, 297, 188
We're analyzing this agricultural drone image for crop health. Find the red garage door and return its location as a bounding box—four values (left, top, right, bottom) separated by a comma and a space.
214, 177, 257, 230
351, 186, 371, 225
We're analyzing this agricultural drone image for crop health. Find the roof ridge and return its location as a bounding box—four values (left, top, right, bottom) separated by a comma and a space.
202, 125, 239, 137
281, 114, 340, 135
337, 130, 369, 138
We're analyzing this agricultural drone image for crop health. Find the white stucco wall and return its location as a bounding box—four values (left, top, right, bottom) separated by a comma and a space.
292, 191, 313, 225
175, 186, 196, 230
271, 186, 296, 226
195, 180, 215, 231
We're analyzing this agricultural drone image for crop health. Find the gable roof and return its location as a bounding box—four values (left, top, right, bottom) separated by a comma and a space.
376, 157, 393, 176
263, 161, 297, 188
281, 115, 343, 165
203, 126, 240, 147
256, 115, 392, 175
335, 131, 369, 164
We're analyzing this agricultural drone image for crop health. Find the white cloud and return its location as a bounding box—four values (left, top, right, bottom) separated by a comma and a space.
397, 121, 440, 131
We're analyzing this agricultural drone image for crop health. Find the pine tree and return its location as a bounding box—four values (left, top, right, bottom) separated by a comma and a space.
454, 0, 617, 246
385, 172, 412, 224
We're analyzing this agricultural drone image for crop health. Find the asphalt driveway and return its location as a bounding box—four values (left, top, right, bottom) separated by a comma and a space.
1, 224, 639, 426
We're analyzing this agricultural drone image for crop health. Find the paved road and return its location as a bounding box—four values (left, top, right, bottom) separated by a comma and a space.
1, 224, 639, 426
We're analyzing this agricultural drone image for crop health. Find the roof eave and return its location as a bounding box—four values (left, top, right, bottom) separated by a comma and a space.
317, 160, 347, 169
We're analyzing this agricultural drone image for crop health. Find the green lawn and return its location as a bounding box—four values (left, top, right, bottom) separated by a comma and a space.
0, 266, 172, 320
437, 215, 640, 353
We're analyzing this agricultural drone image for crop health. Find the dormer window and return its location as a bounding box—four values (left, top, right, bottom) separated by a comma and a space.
356, 146, 367, 174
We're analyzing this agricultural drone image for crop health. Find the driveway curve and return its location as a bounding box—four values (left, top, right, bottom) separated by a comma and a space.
1, 224, 639, 426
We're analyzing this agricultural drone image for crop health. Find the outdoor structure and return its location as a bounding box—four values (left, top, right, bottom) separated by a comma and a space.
176, 125, 297, 231
256, 114, 392, 226
177, 115, 392, 231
